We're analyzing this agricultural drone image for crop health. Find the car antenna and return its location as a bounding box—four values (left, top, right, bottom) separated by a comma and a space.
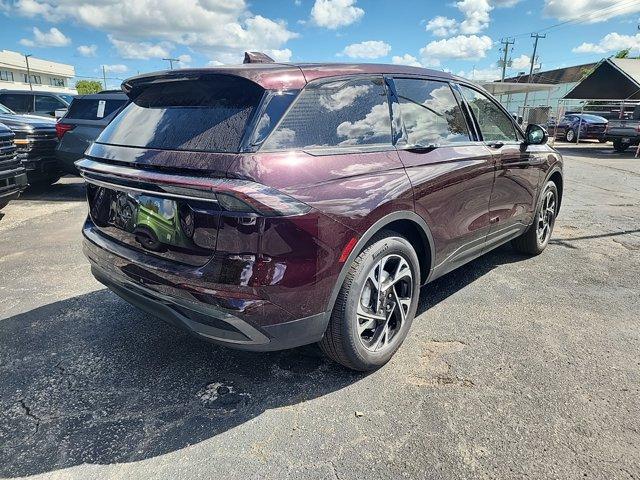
243, 52, 275, 64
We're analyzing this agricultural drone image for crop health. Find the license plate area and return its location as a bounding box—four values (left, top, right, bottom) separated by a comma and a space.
86, 184, 222, 267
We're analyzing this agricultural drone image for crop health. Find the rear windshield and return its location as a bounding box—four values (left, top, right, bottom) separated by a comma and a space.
66, 98, 127, 120
97, 75, 264, 152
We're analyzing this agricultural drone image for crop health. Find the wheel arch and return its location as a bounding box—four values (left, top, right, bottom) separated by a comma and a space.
323, 211, 435, 324
547, 168, 563, 212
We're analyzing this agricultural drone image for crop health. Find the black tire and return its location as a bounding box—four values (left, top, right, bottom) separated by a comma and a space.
512, 181, 558, 256
565, 129, 577, 143
319, 231, 420, 371
613, 140, 630, 153
27, 175, 61, 190
0, 199, 10, 210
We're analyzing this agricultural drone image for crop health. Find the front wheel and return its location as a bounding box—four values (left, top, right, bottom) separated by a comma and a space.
319, 231, 420, 371
565, 129, 577, 142
613, 140, 630, 153
512, 181, 558, 255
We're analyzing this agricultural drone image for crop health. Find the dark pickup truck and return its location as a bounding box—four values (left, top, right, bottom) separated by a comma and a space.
0, 103, 60, 187
0, 122, 28, 209
606, 105, 640, 152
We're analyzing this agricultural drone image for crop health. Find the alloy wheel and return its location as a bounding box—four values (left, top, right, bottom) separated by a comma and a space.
357, 254, 413, 352
537, 189, 556, 244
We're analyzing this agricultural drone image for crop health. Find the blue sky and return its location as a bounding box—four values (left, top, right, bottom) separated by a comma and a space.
1, 0, 640, 88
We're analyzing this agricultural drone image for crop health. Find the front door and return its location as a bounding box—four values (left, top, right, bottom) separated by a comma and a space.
457, 85, 541, 248
390, 77, 496, 278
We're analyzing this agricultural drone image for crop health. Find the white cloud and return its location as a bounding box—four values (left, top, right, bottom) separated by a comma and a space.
109, 36, 172, 60
101, 64, 128, 74
420, 35, 494, 66
341, 40, 391, 59
311, 0, 364, 29
544, 0, 640, 23
457, 0, 492, 34
426, 16, 458, 37
391, 54, 422, 67
493, 0, 521, 6
77, 44, 97, 57
19, 26, 70, 47
456, 66, 501, 81
511, 53, 531, 69
573, 32, 640, 54
265, 48, 293, 62
177, 54, 192, 65
13, 0, 297, 64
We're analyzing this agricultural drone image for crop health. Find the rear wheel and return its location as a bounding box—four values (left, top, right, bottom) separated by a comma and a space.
613, 140, 630, 152
319, 231, 420, 371
512, 181, 558, 256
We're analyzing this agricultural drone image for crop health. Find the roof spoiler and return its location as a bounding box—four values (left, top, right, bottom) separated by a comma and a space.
243, 52, 275, 64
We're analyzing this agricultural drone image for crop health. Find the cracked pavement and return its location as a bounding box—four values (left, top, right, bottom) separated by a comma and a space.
0, 143, 639, 479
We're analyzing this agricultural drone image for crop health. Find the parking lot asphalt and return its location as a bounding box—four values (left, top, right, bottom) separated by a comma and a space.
0, 143, 639, 480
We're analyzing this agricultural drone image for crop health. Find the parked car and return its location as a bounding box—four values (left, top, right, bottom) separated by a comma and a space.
555, 113, 608, 143
605, 105, 640, 153
0, 122, 28, 209
76, 59, 563, 371
55, 92, 128, 175
0, 90, 74, 118
0, 103, 60, 187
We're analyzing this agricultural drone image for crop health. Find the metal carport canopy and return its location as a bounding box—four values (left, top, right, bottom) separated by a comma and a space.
481, 82, 555, 95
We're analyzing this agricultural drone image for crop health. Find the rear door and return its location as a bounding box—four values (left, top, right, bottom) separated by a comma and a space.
457, 84, 541, 246
390, 76, 496, 276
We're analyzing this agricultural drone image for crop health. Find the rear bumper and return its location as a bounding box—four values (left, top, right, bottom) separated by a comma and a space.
83, 225, 329, 351
55, 148, 82, 175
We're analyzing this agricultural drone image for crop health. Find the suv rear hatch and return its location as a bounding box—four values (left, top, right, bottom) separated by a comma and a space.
77, 72, 306, 268
56, 92, 128, 174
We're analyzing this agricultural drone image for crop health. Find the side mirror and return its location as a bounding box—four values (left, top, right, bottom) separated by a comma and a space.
525, 124, 548, 145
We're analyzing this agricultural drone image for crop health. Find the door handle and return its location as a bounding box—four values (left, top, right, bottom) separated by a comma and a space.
487, 141, 504, 149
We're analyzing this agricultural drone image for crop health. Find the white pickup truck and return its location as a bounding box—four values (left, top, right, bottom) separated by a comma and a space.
606, 105, 640, 153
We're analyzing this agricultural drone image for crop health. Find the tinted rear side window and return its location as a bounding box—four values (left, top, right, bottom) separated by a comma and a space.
263, 77, 391, 150
394, 78, 470, 146
97, 75, 264, 152
0, 94, 32, 112
66, 98, 127, 120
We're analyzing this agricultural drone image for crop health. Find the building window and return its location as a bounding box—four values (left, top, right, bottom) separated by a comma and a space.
49, 77, 65, 87
23, 74, 42, 85
0, 70, 14, 82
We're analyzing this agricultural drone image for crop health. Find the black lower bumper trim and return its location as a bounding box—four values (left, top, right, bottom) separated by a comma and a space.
91, 265, 327, 352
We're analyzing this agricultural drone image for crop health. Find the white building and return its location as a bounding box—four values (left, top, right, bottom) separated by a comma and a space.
0, 50, 76, 94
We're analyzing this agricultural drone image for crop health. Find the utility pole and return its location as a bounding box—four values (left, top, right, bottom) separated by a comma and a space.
24, 54, 33, 91
163, 58, 180, 70
499, 37, 515, 82
102, 65, 107, 90
522, 33, 546, 123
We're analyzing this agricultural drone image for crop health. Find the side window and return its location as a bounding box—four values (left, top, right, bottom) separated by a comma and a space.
263, 77, 392, 150
0, 94, 31, 112
35, 95, 66, 112
459, 85, 517, 142
394, 78, 470, 146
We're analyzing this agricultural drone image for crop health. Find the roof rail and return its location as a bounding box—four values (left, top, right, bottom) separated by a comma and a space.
243, 52, 275, 64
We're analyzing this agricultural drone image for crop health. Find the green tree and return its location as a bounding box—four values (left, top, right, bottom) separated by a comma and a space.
75, 80, 103, 94
614, 49, 630, 59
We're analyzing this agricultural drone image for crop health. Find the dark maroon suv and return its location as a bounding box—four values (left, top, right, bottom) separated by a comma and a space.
76, 59, 563, 371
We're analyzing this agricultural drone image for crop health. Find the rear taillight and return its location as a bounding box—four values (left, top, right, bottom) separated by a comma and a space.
55, 122, 74, 140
